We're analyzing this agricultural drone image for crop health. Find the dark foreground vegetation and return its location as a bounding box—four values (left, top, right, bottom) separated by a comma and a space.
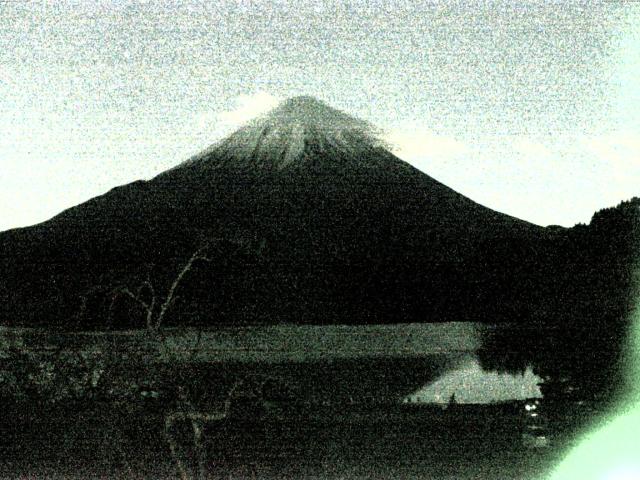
0, 399, 581, 480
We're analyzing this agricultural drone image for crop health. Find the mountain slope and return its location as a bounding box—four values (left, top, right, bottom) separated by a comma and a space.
0, 96, 545, 330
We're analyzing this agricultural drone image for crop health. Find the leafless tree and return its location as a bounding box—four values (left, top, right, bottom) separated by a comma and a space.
109, 243, 214, 335
165, 387, 228, 480
164, 377, 269, 480
71, 235, 266, 479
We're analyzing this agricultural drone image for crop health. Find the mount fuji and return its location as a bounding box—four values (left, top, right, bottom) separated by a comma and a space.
0, 96, 546, 330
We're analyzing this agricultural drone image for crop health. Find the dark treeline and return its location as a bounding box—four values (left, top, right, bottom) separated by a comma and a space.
478, 197, 639, 402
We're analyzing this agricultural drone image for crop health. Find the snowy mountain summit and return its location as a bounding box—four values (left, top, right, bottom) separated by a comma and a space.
181, 96, 390, 172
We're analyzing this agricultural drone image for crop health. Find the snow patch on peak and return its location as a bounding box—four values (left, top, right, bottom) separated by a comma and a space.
264, 96, 375, 136
177, 96, 391, 172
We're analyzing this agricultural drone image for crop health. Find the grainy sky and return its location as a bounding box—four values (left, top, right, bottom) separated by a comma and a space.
1, 0, 639, 231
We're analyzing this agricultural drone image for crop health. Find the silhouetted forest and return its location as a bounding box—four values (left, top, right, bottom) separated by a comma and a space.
479, 197, 639, 402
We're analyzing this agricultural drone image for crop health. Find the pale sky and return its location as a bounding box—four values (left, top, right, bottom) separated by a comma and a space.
1, 0, 639, 231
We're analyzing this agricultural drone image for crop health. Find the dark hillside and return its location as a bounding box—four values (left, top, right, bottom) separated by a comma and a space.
479, 197, 639, 400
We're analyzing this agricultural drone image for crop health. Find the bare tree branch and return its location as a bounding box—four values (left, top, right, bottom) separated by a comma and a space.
152, 244, 213, 331
74, 274, 107, 324
108, 286, 156, 329
89, 236, 265, 334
